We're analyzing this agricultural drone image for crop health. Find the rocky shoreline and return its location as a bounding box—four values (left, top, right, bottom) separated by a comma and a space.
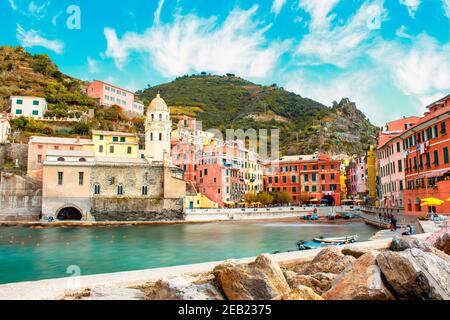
67, 230, 450, 300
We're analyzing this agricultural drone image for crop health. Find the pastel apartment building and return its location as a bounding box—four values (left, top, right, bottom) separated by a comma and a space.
92, 130, 140, 159
9, 96, 47, 119
401, 95, 450, 215
27, 136, 94, 181
347, 156, 367, 198
263, 154, 341, 205
377, 116, 420, 208
87, 80, 144, 115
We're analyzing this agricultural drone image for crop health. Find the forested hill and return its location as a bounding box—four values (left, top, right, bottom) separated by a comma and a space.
137, 74, 379, 155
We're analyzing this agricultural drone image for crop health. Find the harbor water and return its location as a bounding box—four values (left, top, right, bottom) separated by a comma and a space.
0, 220, 378, 284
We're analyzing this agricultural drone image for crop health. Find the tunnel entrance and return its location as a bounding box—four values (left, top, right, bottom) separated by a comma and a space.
57, 207, 83, 221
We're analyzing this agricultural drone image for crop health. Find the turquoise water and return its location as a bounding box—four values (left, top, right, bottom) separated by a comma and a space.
0, 221, 377, 285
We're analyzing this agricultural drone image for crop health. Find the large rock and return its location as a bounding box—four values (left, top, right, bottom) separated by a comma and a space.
294, 247, 355, 275
83, 287, 146, 300
432, 231, 450, 255
391, 236, 449, 262
287, 272, 337, 295
342, 246, 372, 259
278, 285, 324, 300
213, 254, 291, 300
322, 252, 395, 300
150, 275, 225, 300
376, 248, 450, 300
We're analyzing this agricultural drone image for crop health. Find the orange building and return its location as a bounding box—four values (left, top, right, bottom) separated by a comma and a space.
401, 95, 450, 215
263, 154, 341, 205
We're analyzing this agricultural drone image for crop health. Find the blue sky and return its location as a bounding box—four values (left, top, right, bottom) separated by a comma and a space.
1, 0, 449, 125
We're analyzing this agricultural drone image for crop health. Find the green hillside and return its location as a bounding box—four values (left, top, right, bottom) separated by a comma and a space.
137, 74, 379, 155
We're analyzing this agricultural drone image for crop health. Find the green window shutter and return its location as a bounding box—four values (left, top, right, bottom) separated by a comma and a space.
16, 109, 22, 115
120, 137, 126, 142
33, 100, 39, 106
17, 99, 23, 104
32, 110, 39, 115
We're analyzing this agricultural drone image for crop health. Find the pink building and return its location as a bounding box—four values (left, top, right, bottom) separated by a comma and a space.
377, 117, 421, 208
87, 80, 144, 115
27, 136, 93, 181
347, 156, 367, 198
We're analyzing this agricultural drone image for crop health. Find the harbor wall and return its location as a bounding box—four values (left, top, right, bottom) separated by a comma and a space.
0, 233, 430, 300
184, 206, 331, 221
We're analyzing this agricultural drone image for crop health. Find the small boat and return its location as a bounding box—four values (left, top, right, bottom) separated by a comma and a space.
313, 235, 358, 244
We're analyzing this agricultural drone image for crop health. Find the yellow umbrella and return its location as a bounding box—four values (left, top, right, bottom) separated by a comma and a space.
446, 198, 450, 202
309, 198, 319, 202
420, 198, 444, 206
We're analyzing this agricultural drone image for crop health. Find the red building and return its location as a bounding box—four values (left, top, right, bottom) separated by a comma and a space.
263, 154, 341, 205
401, 95, 450, 215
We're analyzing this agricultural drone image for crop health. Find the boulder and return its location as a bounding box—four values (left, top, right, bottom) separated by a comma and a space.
322, 252, 395, 300
391, 236, 432, 252
278, 285, 324, 300
342, 246, 372, 259
213, 254, 291, 300
287, 273, 337, 295
432, 231, 450, 255
150, 275, 225, 300
376, 248, 450, 300
390, 236, 449, 262
294, 247, 355, 275
83, 287, 146, 300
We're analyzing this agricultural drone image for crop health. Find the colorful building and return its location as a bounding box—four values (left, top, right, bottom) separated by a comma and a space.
27, 136, 94, 181
377, 117, 421, 208
92, 130, 140, 159
263, 154, 341, 205
347, 156, 367, 199
401, 95, 450, 215
87, 80, 144, 115
366, 145, 377, 203
9, 96, 47, 119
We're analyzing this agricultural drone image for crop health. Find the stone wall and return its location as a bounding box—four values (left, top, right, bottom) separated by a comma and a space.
1, 143, 28, 169
91, 197, 184, 221
0, 172, 42, 221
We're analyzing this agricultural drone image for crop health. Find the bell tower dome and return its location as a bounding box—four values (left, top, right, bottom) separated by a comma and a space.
145, 93, 172, 163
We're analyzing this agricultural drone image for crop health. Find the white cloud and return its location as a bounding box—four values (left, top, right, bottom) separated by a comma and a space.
395, 25, 414, 39
297, 0, 387, 67
16, 24, 64, 54
444, 0, 450, 18
154, 0, 165, 24
399, 0, 421, 18
104, 5, 291, 78
87, 57, 100, 73
297, 0, 340, 32
8, 0, 17, 10
271, 0, 286, 16
369, 34, 450, 97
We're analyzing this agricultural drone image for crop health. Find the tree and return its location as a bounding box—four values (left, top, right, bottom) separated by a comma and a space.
256, 192, 273, 206
271, 191, 292, 205
10, 116, 28, 130
244, 192, 256, 204
70, 121, 90, 135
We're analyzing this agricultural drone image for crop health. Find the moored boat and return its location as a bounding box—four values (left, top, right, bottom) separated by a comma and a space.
313, 234, 358, 244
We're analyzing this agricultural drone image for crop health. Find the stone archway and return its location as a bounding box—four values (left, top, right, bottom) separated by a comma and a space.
320, 195, 335, 206
56, 206, 83, 221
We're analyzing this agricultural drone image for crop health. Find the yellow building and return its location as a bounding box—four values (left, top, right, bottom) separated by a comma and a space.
185, 193, 219, 209
366, 145, 377, 200
340, 159, 349, 200
92, 130, 140, 158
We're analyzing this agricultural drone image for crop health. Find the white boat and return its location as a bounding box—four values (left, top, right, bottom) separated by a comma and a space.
313, 235, 358, 244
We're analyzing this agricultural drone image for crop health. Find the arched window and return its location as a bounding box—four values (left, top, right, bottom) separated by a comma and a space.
159, 114, 162, 121
151, 114, 154, 121
159, 133, 162, 141
117, 184, 123, 195
94, 183, 100, 195
79, 157, 87, 162
150, 132, 153, 141
57, 157, 65, 162
142, 185, 148, 195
